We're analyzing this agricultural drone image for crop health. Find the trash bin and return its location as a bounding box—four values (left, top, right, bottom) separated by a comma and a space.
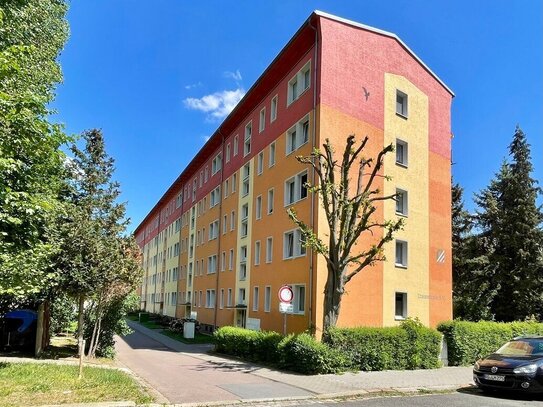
183, 321, 195, 339
2, 310, 37, 351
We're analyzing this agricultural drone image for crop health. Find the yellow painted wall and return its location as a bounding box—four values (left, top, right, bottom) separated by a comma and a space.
382, 73, 429, 326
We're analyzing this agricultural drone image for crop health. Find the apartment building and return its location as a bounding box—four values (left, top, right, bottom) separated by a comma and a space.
134, 11, 454, 335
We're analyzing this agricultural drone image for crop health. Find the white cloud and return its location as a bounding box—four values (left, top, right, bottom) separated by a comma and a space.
183, 88, 245, 120
224, 70, 242, 82
184, 81, 203, 90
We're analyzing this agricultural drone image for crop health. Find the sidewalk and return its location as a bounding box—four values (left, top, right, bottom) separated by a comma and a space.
121, 320, 473, 405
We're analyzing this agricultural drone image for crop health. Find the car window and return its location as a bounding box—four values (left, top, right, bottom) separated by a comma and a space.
496, 339, 543, 356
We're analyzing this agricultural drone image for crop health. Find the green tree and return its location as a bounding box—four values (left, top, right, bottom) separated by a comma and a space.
0, 0, 69, 297
288, 135, 403, 334
56, 129, 142, 358
475, 127, 543, 321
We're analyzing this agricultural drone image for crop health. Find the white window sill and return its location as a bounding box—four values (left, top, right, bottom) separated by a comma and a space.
395, 263, 408, 269
396, 112, 408, 120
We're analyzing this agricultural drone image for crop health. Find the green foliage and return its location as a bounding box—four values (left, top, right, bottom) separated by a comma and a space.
214, 322, 441, 374
277, 333, 348, 374
49, 293, 76, 335
0, 0, 69, 298
213, 326, 282, 363
326, 319, 441, 371
437, 320, 543, 366
454, 127, 543, 321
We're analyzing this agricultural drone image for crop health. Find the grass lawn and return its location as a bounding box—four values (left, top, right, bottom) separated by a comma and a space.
0, 362, 153, 406
161, 329, 214, 345
140, 320, 164, 330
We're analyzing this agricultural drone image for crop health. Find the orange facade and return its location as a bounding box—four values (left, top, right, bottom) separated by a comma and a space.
135, 11, 454, 335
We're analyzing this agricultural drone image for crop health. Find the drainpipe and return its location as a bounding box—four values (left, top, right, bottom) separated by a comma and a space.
213, 130, 226, 329
308, 17, 319, 333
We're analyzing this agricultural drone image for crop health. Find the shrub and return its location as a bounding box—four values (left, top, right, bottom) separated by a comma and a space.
437, 320, 543, 366
277, 333, 348, 374
213, 326, 282, 363
326, 318, 441, 371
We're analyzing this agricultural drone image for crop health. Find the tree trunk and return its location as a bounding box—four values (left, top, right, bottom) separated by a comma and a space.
322, 263, 343, 341
77, 294, 85, 379
87, 297, 102, 358
91, 316, 103, 358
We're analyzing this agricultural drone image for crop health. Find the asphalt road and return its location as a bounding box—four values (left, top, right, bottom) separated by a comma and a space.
280, 390, 543, 407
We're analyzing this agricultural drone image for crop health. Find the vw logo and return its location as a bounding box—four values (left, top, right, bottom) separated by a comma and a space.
491, 366, 498, 373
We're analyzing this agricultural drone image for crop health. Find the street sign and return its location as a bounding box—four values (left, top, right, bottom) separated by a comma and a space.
279, 302, 294, 314
278, 285, 293, 303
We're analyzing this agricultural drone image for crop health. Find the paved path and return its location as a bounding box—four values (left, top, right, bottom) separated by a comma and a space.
115, 321, 474, 405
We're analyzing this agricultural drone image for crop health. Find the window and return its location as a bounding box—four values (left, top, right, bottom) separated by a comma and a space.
241, 204, 249, 237
253, 286, 259, 311
220, 289, 224, 309
259, 108, 266, 133
227, 288, 233, 307
209, 220, 219, 240
208, 255, 217, 274
255, 195, 262, 220
396, 189, 408, 216
238, 288, 246, 305
244, 122, 252, 156
396, 90, 408, 117
192, 179, 197, 201
223, 215, 227, 234
395, 240, 408, 268
224, 180, 229, 198
269, 142, 276, 167
286, 116, 310, 154
254, 241, 261, 265
270, 95, 278, 122
232, 173, 237, 193
267, 189, 274, 214
199, 171, 203, 187
210, 186, 220, 207
264, 286, 271, 312
239, 245, 247, 280
175, 192, 182, 208
284, 229, 306, 259
212, 153, 222, 175
257, 152, 264, 175
230, 210, 235, 231
395, 292, 407, 320
233, 135, 239, 156
221, 251, 226, 271
229, 249, 234, 270
292, 285, 305, 314
285, 171, 308, 205
204, 166, 209, 182
266, 237, 273, 263
226, 143, 231, 163
206, 289, 216, 308
288, 61, 311, 105
242, 164, 250, 197
396, 139, 408, 167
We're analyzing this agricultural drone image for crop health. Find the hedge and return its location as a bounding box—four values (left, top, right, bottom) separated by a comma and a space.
326, 319, 442, 371
437, 320, 543, 366
214, 318, 441, 374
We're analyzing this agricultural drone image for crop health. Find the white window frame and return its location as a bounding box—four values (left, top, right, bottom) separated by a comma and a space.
226, 143, 231, 163
229, 248, 234, 270
233, 135, 239, 156
283, 229, 306, 259
254, 240, 261, 265
220, 289, 224, 309
210, 186, 221, 208
244, 122, 252, 157
255, 195, 262, 220
396, 90, 408, 118
395, 240, 408, 268
252, 286, 259, 311
269, 142, 276, 167
212, 153, 222, 175
396, 139, 408, 167
227, 288, 233, 307
264, 286, 271, 312
286, 115, 310, 155
395, 292, 408, 320
207, 255, 217, 274
259, 107, 266, 133
270, 95, 278, 122
287, 61, 311, 105
206, 289, 216, 308
257, 152, 264, 175
266, 237, 273, 263
267, 188, 274, 214
284, 170, 308, 206
395, 188, 408, 216
291, 284, 306, 314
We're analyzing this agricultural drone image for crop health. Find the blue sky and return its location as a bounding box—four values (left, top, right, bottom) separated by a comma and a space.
52, 1, 542, 231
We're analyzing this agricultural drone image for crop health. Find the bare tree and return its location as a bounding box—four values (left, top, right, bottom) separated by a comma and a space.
288, 135, 404, 335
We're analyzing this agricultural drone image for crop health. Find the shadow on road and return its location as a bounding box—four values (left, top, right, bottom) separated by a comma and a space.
457, 385, 543, 402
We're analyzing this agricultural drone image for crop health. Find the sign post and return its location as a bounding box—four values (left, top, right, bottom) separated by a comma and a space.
278, 286, 294, 335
